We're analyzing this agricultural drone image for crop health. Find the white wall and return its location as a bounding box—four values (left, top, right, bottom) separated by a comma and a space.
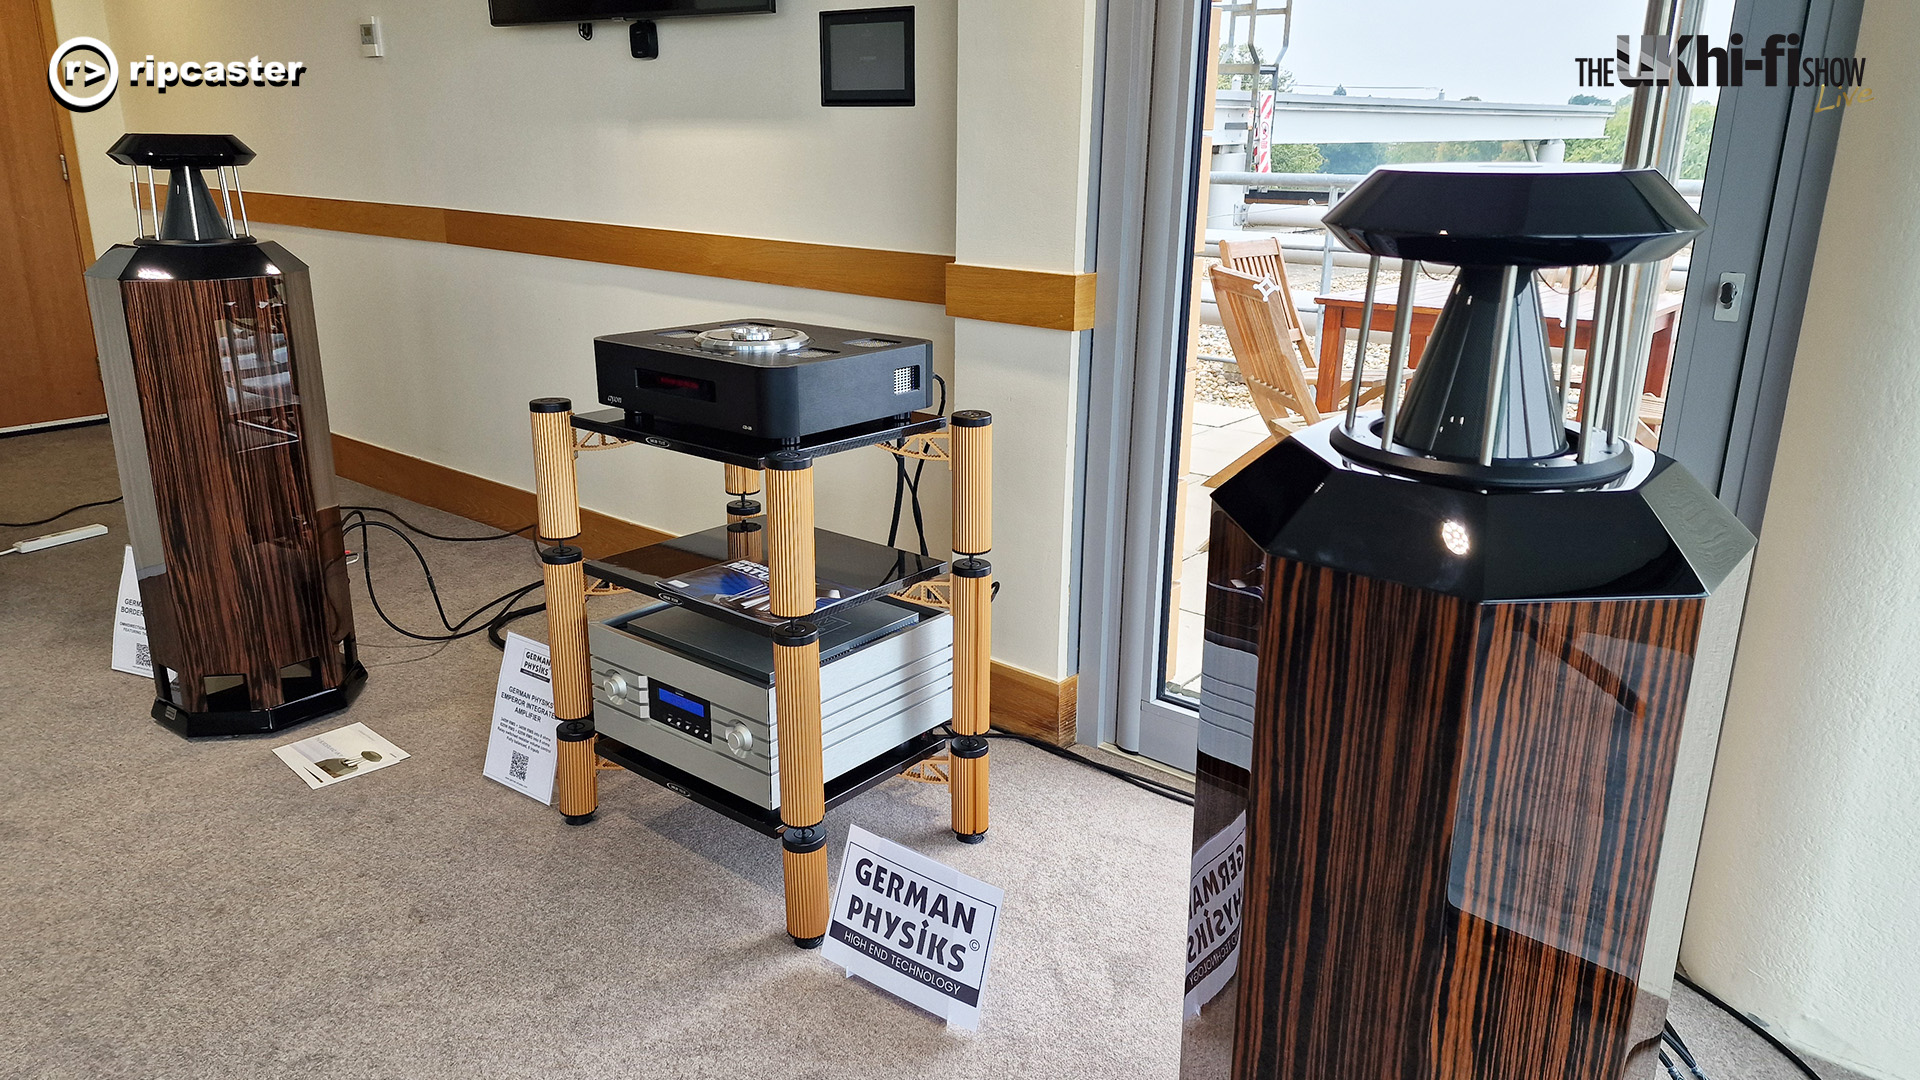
951, 0, 1098, 677
1679, 3, 1920, 1077
56, 0, 1101, 680
49, 0, 127, 258
90, 1, 957, 252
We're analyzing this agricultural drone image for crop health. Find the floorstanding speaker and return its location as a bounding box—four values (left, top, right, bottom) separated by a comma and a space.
83, 133, 363, 737
1179, 165, 1756, 1080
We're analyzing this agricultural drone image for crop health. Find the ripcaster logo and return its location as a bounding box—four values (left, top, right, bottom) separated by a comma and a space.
48, 37, 307, 113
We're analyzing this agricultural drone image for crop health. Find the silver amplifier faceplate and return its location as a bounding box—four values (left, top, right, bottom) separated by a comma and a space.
589, 600, 953, 811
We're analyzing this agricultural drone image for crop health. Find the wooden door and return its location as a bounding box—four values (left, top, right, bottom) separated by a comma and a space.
0, 0, 107, 431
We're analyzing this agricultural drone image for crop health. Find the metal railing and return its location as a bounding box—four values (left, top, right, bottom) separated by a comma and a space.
1208, 169, 1705, 196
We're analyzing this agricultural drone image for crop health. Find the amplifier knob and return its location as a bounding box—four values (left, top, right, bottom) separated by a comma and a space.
725, 724, 754, 757
598, 672, 630, 702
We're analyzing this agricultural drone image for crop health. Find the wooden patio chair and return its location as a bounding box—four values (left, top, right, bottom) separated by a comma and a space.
1217, 235, 1385, 409
1202, 264, 1324, 486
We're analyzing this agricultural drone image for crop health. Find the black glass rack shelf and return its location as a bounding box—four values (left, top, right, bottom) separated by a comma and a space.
586, 521, 949, 637
570, 408, 948, 469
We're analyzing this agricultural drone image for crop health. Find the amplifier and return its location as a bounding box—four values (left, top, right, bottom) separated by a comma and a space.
594, 319, 934, 442
589, 597, 952, 811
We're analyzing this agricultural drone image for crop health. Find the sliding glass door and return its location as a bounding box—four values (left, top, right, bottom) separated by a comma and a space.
1077, 0, 1840, 769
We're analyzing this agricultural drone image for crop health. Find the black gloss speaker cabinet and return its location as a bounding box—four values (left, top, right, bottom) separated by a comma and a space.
83, 134, 363, 737
1179, 166, 1756, 1080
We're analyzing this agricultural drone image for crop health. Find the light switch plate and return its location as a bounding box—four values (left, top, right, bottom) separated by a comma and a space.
359, 16, 385, 57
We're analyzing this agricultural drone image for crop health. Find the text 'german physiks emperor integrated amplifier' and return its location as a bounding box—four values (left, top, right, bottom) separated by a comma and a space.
594, 320, 934, 442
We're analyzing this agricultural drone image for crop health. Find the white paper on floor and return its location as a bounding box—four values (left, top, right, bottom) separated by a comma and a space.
272, 722, 410, 790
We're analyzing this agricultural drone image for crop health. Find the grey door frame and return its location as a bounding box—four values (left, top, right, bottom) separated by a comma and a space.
1076, 0, 1209, 757
1660, 0, 1861, 529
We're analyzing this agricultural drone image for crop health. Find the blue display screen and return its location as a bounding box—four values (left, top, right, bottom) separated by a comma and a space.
656, 686, 706, 718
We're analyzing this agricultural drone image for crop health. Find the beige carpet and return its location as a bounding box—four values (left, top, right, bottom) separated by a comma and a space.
0, 423, 1869, 1080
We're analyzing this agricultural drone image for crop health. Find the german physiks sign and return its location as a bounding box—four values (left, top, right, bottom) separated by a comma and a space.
822, 826, 1004, 1029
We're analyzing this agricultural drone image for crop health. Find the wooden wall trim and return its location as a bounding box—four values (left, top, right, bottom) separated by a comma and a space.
246, 192, 448, 245
991, 668, 1078, 746
945, 263, 1099, 332
231, 189, 1089, 330
330, 432, 1077, 745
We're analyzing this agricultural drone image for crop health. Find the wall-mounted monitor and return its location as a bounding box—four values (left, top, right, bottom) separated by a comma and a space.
819, 7, 914, 107
488, 0, 775, 26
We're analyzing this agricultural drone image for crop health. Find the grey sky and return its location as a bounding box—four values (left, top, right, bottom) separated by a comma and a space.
1248, 0, 1734, 104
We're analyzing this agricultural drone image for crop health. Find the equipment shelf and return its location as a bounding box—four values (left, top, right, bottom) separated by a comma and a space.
585, 521, 948, 637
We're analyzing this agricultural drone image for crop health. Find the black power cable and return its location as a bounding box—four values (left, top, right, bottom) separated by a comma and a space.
342, 505, 535, 544
1676, 972, 1825, 1080
341, 511, 540, 644
1662, 1022, 1711, 1080
485, 600, 547, 650
340, 505, 552, 650
942, 725, 1193, 806
887, 373, 947, 556
1, 496, 123, 529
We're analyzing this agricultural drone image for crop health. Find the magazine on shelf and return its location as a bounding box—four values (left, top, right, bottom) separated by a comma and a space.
655, 559, 852, 622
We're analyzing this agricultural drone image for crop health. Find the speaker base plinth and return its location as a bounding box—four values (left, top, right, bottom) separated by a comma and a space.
150, 663, 367, 739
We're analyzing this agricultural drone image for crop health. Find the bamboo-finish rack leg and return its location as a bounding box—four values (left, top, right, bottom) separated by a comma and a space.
766, 457, 828, 948
531, 398, 597, 825
949, 410, 993, 843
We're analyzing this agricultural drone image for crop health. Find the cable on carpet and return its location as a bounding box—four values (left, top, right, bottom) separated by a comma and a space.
1661, 1021, 1711, 1080
1, 496, 123, 529
939, 724, 1193, 806
342, 510, 541, 644
1675, 971, 1824, 1080
486, 597, 548, 651
342, 505, 536, 544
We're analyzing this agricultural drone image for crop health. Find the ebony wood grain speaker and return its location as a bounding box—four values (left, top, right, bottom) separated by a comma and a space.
83, 134, 362, 737
1180, 166, 1755, 1080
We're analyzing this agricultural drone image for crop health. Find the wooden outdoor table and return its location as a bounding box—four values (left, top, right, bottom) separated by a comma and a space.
1312, 276, 1684, 414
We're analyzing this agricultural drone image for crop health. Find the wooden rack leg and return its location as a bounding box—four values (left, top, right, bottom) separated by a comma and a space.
531, 398, 597, 825
949, 410, 993, 843
766, 458, 828, 947
724, 463, 763, 563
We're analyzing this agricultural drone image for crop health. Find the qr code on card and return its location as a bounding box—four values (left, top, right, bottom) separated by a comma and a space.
134, 641, 150, 670
508, 750, 530, 782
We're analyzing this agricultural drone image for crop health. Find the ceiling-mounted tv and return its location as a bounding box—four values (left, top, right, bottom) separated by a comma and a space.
488, 0, 774, 26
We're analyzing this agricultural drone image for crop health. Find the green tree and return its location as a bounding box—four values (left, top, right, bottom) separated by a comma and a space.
1678, 101, 1716, 179
1563, 95, 1716, 178
1564, 95, 1633, 164
1316, 142, 1385, 173
1269, 143, 1327, 173
1383, 140, 1530, 164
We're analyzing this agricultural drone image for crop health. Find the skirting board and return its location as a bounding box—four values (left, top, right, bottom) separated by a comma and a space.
331, 433, 1076, 746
